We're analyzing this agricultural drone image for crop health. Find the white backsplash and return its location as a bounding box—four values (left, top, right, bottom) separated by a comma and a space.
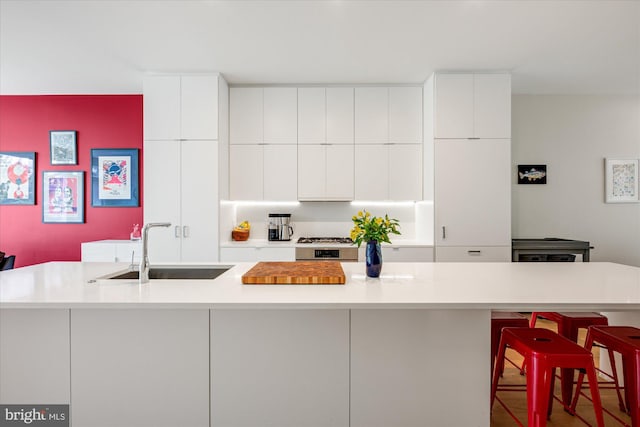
220, 201, 432, 243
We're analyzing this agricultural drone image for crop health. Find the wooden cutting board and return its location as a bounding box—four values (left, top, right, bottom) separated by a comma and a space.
242, 261, 346, 285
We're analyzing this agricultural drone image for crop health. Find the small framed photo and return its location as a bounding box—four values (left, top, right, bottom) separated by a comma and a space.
518, 165, 547, 184
43, 171, 84, 223
91, 148, 139, 207
605, 158, 639, 203
50, 130, 77, 165
0, 151, 36, 205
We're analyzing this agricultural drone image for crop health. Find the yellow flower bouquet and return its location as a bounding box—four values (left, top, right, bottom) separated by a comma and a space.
350, 210, 401, 247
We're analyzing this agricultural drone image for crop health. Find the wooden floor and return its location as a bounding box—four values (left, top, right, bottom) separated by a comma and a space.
491, 317, 633, 427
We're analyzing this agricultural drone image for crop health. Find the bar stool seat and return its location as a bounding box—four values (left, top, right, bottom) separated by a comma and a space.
491, 311, 529, 377
528, 312, 609, 405
572, 326, 640, 426
492, 327, 605, 427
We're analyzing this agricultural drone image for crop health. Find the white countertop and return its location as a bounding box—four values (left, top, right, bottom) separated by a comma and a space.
219, 239, 433, 248
1, 261, 640, 310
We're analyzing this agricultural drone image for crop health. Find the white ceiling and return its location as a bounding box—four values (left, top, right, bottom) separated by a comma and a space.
1, 0, 639, 95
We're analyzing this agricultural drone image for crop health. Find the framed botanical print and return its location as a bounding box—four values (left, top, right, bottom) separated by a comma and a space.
43, 170, 84, 223
91, 148, 139, 207
605, 158, 639, 203
50, 130, 78, 165
0, 151, 36, 205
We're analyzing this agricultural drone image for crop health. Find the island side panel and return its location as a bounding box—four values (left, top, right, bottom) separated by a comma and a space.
350, 309, 491, 427
70, 309, 209, 427
211, 309, 350, 427
0, 309, 70, 404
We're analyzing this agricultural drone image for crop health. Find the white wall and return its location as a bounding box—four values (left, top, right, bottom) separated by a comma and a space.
512, 95, 640, 266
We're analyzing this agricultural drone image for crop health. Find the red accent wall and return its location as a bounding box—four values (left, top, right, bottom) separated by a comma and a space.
0, 95, 143, 267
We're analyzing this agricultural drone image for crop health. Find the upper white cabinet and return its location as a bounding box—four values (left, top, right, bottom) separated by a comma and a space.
144, 75, 219, 141
355, 87, 422, 144
298, 87, 354, 145
434, 73, 511, 139
229, 87, 263, 144
143, 74, 228, 262
264, 88, 297, 144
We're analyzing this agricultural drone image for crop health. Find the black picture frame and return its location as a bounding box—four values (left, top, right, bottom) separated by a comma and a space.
91, 148, 139, 207
50, 130, 78, 165
0, 151, 36, 205
518, 165, 547, 184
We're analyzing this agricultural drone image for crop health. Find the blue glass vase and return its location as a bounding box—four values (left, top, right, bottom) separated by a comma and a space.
365, 240, 382, 278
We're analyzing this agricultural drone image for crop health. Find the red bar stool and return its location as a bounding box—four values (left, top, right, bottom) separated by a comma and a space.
572, 326, 640, 426
491, 311, 529, 377
527, 312, 609, 405
492, 327, 605, 427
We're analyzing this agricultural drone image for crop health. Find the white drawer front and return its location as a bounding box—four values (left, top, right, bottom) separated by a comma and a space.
435, 246, 511, 262
220, 248, 258, 262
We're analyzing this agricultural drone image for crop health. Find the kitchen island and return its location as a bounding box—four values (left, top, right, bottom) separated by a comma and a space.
1, 261, 640, 427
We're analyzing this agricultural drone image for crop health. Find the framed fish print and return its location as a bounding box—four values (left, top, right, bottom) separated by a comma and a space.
0, 151, 36, 205
605, 158, 639, 203
91, 148, 139, 207
50, 130, 78, 165
517, 165, 547, 184
43, 171, 84, 223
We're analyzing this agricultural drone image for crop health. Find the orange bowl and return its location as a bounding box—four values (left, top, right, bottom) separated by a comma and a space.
232, 229, 250, 241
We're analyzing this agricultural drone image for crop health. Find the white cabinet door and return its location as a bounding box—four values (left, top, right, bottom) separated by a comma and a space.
298, 145, 326, 199
474, 74, 511, 139
298, 87, 326, 144
434, 74, 474, 139
144, 139, 181, 262
230, 87, 263, 144
382, 246, 434, 262
181, 75, 218, 140
115, 241, 142, 263
327, 87, 354, 144
256, 247, 296, 261
355, 144, 388, 200
81, 241, 116, 262
229, 145, 264, 200
72, 310, 209, 427
389, 144, 422, 201
389, 87, 422, 143
326, 144, 354, 200
143, 75, 181, 141
181, 140, 219, 262
264, 144, 297, 200
435, 246, 511, 262
264, 87, 297, 144
434, 139, 511, 247
355, 87, 388, 144
211, 310, 349, 427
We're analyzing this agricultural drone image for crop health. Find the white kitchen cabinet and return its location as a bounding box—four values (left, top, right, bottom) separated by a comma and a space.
211, 310, 349, 427
298, 87, 354, 145
355, 144, 422, 201
357, 246, 434, 262
143, 74, 218, 141
434, 139, 511, 254
81, 240, 142, 263
327, 87, 355, 144
434, 73, 511, 139
143, 74, 227, 262
389, 86, 423, 143
219, 246, 295, 262
71, 309, 209, 427
264, 87, 298, 144
144, 139, 220, 262
435, 246, 512, 262
230, 87, 263, 144
230, 144, 297, 201
355, 87, 388, 144
298, 144, 354, 201
0, 309, 70, 404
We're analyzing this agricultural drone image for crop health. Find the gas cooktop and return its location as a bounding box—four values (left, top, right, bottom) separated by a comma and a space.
297, 237, 353, 244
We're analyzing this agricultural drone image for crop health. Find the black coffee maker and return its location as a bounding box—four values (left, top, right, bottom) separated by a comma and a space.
268, 213, 294, 241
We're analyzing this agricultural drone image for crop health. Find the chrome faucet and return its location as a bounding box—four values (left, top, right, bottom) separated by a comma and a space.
139, 222, 171, 284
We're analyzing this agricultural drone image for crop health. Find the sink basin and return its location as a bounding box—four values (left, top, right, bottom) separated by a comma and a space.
96, 266, 233, 281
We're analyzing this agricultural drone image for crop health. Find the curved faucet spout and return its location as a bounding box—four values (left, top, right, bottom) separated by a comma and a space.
140, 222, 171, 284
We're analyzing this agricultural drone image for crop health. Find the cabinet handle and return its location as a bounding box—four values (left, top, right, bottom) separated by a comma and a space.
468, 250, 482, 255
175, 226, 181, 238
442, 226, 446, 239
183, 225, 190, 238
468, 137, 480, 140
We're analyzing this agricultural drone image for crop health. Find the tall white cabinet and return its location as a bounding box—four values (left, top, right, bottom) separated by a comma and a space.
428, 72, 512, 262
229, 87, 298, 200
143, 73, 229, 262
354, 87, 423, 201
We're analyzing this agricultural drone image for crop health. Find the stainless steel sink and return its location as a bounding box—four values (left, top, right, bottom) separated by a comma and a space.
96, 265, 233, 281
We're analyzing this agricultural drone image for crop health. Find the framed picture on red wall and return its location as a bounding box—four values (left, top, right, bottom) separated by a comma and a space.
90, 148, 139, 207
0, 151, 36, 205
43, 171, 84, 223
49, 130, 78, 165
